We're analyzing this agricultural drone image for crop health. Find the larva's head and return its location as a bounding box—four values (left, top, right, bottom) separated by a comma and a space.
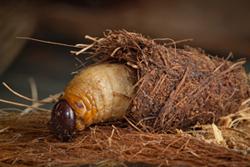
50, 99, 76, 141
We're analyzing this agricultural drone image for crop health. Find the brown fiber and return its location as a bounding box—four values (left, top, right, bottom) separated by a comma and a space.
81, 30, 250, 132
0, 110, 249, 167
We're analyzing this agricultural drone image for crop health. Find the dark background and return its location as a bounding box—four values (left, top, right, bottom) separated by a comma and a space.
1, 0, 250, 108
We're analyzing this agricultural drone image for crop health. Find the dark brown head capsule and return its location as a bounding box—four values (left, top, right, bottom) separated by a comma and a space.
50, 99, 76, 141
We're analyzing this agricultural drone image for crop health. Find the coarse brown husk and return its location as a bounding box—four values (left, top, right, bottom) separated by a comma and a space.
0, 109, 249, 167
82, 30, 250, 132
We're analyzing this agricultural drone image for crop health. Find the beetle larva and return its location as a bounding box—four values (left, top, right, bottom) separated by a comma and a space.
50, 64, 135, 141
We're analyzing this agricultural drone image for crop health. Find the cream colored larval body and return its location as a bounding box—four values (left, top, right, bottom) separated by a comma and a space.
63, 64, 135, 130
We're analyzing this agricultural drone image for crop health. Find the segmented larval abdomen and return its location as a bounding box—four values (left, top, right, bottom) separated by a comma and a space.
63, 64, 135, 130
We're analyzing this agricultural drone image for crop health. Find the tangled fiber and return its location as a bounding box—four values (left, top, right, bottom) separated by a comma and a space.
78, 30, 250, 131
0, 110, 249, 167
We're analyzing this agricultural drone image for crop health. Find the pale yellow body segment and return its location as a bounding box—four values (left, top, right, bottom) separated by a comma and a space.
63, 64, 135, 131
